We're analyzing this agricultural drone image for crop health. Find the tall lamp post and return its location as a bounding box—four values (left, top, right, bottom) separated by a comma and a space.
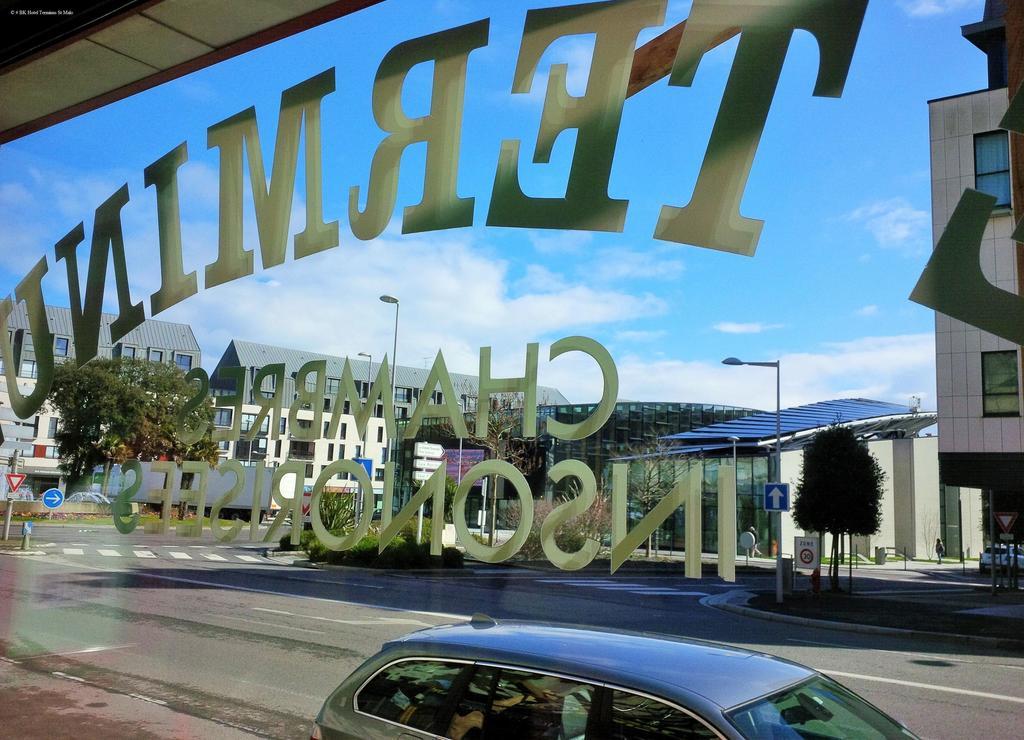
723, 356, 783, 603
379, 295, 407, 533
357, 351, 373, 398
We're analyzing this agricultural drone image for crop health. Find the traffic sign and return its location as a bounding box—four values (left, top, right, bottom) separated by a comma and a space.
413, 442, 444, 459
5, 473, 25, 494
763, 483, 790, 512
41, 488, 64, 509
794, 536, 819, 570
995, 512, 1018, 534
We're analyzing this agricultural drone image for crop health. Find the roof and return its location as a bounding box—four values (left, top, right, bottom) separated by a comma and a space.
389, 621, 812, 710
5, 303, 200, 358
220, 338, 570, 405
0, 0, 383, 144
662, 399, 936, 451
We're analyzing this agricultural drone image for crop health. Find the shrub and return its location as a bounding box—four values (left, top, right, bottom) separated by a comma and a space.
504, 494, 611, 560
441, 546, 464, 568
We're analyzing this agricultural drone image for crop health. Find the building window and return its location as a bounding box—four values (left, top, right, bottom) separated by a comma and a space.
982, 351, 1020, 416
328, 443, 334, 461
323, 421, 330, 437
395, 387, 413, 403
20, 360, 36, 379
45, 445, 60, 459
174, 353, 193, 372
377, 426, 384, 443
120, 344, 136, 359
305, 463, 315, 479
213, 408, 233, 427
340, 422, 347, 438
975, 131, 1011, 208
149, 348, 164, 363
279, 417, 287, 435
47, 417, 58, 439
54, 337, 69, 357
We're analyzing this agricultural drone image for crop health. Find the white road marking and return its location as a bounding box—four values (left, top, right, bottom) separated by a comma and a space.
788, 638, 1024, 672
201, 553, 228, 561
26, 644, 135, 659
31, 556, 471, 623
625, 590, 710, 596
219, 615, 325, 634
236, 555, 262, 563
129, 693, 168, 706
823, 669, 1024, 705
168, 551, 191, 560
52, 671, 87, 683
97, 549, 121, 557
251, 607, 432, 627
62, 548, 84, 555
134, 550, 156, 558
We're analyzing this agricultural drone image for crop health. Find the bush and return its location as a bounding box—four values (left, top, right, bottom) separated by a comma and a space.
441, 546, 464, 568
504, 494, 611, 560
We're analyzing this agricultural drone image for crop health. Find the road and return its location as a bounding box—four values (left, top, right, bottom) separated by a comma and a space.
1, 524, 1022, 739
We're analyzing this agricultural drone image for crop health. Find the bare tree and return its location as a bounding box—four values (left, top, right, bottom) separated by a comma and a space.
621, 442, 686, 557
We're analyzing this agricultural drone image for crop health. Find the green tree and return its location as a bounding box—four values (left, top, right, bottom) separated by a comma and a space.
47, 357, 218, 487
793, 426, 885, 591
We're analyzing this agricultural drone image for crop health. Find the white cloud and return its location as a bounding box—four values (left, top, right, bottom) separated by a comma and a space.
515, 264, 568, 292
898, 0, 978, 18
713, 322, 784, 334
855, 304, 879, 317
614, 329, 667, 342
844, 198, 928, 249
527, 230, 592, 254
592, 247, 685, 282
540, 334, 937, 410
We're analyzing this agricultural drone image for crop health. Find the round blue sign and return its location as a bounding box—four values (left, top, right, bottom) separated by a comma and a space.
41, 487, 64, 509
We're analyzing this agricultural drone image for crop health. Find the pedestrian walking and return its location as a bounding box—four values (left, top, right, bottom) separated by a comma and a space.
935, 537, 945, 564
748, 527, 762, 558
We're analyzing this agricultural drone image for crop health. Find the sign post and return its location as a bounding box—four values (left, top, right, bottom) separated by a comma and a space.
764, 483, 790, 603
413, 442, 445, 544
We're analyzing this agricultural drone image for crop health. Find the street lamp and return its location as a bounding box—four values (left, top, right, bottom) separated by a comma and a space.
379, 295, 399, 391
357, 351, 372, 399
723, 356, 783, 603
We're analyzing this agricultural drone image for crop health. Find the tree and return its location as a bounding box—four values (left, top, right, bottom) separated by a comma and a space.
793, 426, 885, 591
623, 442, 686, 557
47, 357, 218, 487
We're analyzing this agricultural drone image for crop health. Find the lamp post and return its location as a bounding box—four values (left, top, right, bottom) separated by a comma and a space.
380, 295, 411, 535
357, 351, 373, 399
723, 356, 783, 603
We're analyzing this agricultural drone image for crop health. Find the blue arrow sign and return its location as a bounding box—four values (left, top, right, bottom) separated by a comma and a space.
763, 483, 790, 512
42, 487, 64, 510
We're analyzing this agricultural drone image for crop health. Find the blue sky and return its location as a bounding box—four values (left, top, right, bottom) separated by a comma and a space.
0, 0, 991, 411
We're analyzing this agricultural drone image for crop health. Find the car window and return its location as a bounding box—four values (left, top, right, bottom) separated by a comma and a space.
448, 666, 498, 740
727, 677, 913, 739
607, 689, 718, 739
480, 668, 596, 740
356, 659, 467, 734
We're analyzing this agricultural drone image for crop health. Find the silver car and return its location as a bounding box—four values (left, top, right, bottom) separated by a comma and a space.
312, 616, 917, 739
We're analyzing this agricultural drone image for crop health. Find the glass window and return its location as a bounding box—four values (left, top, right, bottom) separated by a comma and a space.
608, 689, 716, 739
174, 353, 193, 372
975, 131, 1010, 207
377, 426, 384, 443
982, 351, 1019, 416
241, 413, 256, 433
323, 421, 330, 436
47, 417, 58, 438
395, 387, 413, 403
305, 463, 314, 479
149, 348, 164, 362
279, 417, 287, 435
121, 345, 136, 359
356, 659, 468, 734
54, 336, 69, 357
213, 408, 233, 427
727, 677, 912, 740
20, 359, 37, 379
481, 668, 596, 740
327, 443, 334, 461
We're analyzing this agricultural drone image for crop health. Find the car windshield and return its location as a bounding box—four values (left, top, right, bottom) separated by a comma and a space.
726, 677, 916, 740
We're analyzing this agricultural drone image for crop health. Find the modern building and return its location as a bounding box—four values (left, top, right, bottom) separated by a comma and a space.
637, 399, 983, 559
927, 1, 1024, 544
0, 304, 201, 495
208, 339, 570, 512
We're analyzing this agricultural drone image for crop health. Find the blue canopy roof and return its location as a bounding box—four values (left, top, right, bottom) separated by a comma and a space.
663, 399, 925, 445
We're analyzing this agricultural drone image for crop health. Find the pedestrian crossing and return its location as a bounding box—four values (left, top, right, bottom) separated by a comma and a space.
54, 545, 269, 564
534, 578, 709, 597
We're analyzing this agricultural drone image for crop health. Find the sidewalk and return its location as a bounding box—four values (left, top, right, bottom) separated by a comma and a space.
728, 577, 1024, 649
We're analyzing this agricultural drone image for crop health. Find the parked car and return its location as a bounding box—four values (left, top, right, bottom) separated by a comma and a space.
980, 544, 1024, 574
312, 617, 917, 739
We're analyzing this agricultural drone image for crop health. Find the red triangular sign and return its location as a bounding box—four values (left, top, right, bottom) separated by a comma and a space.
995, 512, 1018, 534
5, 473, 25, 494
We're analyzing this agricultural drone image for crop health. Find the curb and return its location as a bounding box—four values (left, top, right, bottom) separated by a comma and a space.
0, 549, 47, 556
702, 590, 1024, 651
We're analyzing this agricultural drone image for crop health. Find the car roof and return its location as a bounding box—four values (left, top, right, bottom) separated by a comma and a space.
386, 619, 813, 709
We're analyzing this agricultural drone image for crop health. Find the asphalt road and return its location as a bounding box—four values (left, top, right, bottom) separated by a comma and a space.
2, 524, 1022, 739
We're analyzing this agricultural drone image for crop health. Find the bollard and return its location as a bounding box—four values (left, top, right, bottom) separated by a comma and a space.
903, 547, 907, 571
19, 520, 32, 551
